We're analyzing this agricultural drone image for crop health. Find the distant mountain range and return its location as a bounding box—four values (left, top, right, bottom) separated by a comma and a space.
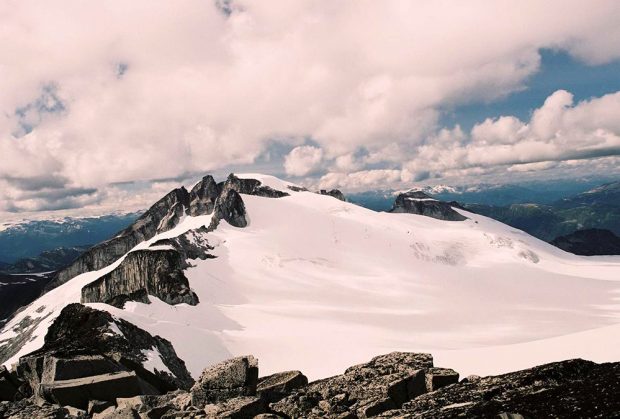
348, 180, 620, 246
464, 181, 620, 241
0, 212, 140, 265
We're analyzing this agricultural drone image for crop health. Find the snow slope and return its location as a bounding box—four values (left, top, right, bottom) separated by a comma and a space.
2, 174, 619, 381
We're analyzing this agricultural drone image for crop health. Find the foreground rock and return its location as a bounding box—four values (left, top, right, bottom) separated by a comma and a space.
1, 352, 619, 417
190, 356, 259, 406
271, 352, 438, 418
380, 359, 620, 418
390, 191, 467, 221
15, 303, 193, 409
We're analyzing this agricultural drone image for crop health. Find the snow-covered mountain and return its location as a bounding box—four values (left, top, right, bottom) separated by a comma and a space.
1, 173, 619, 385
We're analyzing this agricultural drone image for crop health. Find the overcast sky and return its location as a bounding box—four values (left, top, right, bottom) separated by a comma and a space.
1, 0, 620, 218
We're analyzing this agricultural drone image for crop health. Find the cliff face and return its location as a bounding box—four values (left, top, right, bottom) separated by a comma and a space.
390, 191, 467, 221
47, 174, 287, 294
73, 174, 288, 309
48, 187, 193, 292
81, 249, 199, 308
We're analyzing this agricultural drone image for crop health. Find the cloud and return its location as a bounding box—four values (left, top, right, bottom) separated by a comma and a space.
284, 145, 324, 176
1, 1, 620, 212
317, 90, 620, 190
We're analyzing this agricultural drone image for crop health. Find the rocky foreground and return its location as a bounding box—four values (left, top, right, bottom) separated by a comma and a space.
0, 306, 619, 418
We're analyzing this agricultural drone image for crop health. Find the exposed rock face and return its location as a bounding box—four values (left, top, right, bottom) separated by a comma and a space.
0, 365, 25, 401
271, 352, 433, 418
217, 174, 289, 199
212, 189, 248, 229
551, 228, 620, 256
188, 175, 219, 217
190, 356, 259, 407
3, 353, 618, 418
49, 187, 192, 292
257, 370, 308, 403
390, 191, 467, 221
318, 189, 346, 201
48, 173, 287, 296
16, 303, 193, 408
382, 359, 620, 418
81, 249, 199, 308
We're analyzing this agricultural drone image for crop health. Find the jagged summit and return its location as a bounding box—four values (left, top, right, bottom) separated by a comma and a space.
46, 174, 290, 292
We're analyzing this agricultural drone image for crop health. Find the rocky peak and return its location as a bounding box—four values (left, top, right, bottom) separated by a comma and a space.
46, 173, 288, 295
390, 191, 467, 221
188, 175, 219, 217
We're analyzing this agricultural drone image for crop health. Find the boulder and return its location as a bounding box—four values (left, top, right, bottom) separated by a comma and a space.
204, 396, 266, 418
39, 371, 157, 410
390, 191, 467, 221
16, 304, 194, 405
392, 359, 620, 417
271, 352, 432, 418
425, 368, 459, 392
89, 399, 116, 415
190, 356, 258, 407
257, 370, 308, 403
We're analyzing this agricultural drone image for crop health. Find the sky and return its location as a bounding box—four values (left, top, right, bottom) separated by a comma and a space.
1, 0, 620, 218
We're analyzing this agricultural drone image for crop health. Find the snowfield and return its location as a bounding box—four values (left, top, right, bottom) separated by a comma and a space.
2, 174, 619, 381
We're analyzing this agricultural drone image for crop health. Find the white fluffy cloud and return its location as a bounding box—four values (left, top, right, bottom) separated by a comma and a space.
1, 1, 620, 212
284, 145, 324, 176
319, 90, 620, 190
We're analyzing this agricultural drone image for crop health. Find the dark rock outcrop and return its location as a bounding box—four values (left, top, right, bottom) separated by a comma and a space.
188, 175, 219, 217
81, 249, 199, 308
216, 174, 289, 199
318, 189, 346, 201
390, 191, 467, 221
3, 352, 619, 418
212, 189, 248, 229
16, 303, 193, 408
0, 365, 25, 401
49, 187, 192, 292
48, 174, 287, 295
551, 228, 620, 256
272, 352, 433, 418
383, 359, 620, 418
257, 370, 308, 403
190, 356, 259, 407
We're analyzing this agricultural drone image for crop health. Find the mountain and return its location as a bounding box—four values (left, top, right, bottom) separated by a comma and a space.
347, 178, 607, 211
0, 213, 140, 264
551, 229, 620, 256
1, 172, 618, 393
1, 245, 90, 274
463, 181, 620, 243
0, 271, 55, 326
